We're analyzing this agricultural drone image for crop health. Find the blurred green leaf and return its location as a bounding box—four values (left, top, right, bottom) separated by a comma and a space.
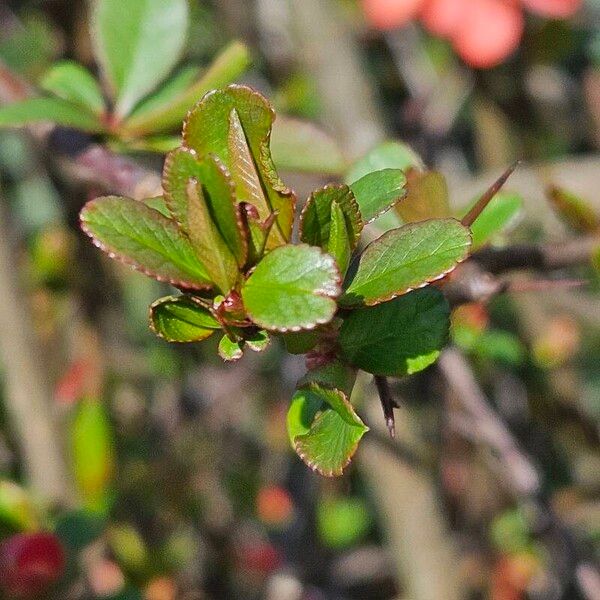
55, 510, 105, 552
121, 42, 251, 135
341, 219, 471, 307
339, 288, 449, 376
490, 509, 530, 554
0, 98, 104, 132
92, 0, 189, 117
464, 191, 523, 249
40, 61, 105, 115
0, 481, 39, 533
317, 497, 371, 549
349, 169, 407, 224
242, 245, 340, 332
80, 196, 212, 290
70, 398, 115, 513
150, 295, 220, 343
396, 170, 451, 224
107, 523, 148, 574
546, 185, 599, 234
270, 116, 346, 175
345, 141, 424, 183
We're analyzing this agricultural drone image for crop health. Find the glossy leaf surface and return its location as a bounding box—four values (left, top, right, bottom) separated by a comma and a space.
80, 196, 211, 289
349, 169, 407, 224
242, 244, 340, 331
339, 287, 450, 376
341, 218, 471, 307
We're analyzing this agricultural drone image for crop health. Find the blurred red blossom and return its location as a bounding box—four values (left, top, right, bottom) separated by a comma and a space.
362, 0, 582, 67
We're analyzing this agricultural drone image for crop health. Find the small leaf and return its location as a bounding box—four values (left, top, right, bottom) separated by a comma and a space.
341, 218, 471, 307
298, 360, 357, 397
0, 98, 103, 132
39, 60, 106, 115
80, 196, 211, 290
328, 201, 352, 274
339, 287, 450, 376
463, 191, 523, 249
300, 184, 362, 251
162, 149, 247, 265
546, 185, 600, 234
149, 295, 220, 343
270, 116, 347, 175
142, 196, 170, 217
92, 0, 189, 117
183, 85, 295, 246
0, 481, 39, 532
242, 244, 341, 332
345, 141, 424, 184
349, 169, 407, 224
218, 335, 244, 361
245, 329, 270, 352
187, 180, 239, 294
121, 41, 251, 135
290, 384, 368, 477
396, 170, 451, 224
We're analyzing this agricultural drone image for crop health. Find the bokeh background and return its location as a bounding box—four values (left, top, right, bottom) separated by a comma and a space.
0, 1, 599, 599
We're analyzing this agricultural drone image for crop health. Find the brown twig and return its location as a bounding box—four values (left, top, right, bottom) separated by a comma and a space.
374, 375, 397, 438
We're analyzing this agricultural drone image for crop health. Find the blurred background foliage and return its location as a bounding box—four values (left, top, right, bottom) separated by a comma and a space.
0, 1, 599, 599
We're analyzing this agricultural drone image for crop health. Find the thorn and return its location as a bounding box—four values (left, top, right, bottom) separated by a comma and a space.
375, 376, 396, 439
461, 161, 521, 228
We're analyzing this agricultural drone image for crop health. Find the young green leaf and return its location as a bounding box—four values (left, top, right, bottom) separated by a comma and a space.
349, 169, 407, 224
245, 329, 270, 352
121, 41, 251, 135
183, 85, 295, 246
290, 384, 368, 477
91, 0, 189, 118
339, 287, 450, 376
0, 98, 103, 132
345, 141, 424, 184
396, 170, 451, 224
39, 60, 106, 115
341, 218, 471, 307
241, 244, 341, 332
270, 116, 347, 175
299, 184, 362, 251
327, 201, 353, 274
463, 192, 523, 249
162, 149, 247, 265
218, 335, 244, 361
149, 295, 220, 343
187, 180, 239, 294
80, 196, 211, 290
546, 185, 599, 234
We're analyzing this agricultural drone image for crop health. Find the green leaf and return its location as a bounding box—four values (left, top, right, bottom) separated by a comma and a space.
546, 185, 600, 234
0, 481, 39, 532
162, 149, 247, 266
125, 65, 199, 120
92, 0, 189, 117
300, 185, 362, 250
70, 398, 115, 512
290, 383, 368, 477
80, 196, 212, 290
121, 41, 251, 135
242, 244, 341, 332
218, 335, 244, 361
183, 85, 295, 247
39, 60, 106, 115
328, 201, 352, 274
142, 196, 170, 217
245, 329, 270, 352
396, 170, 451, 224
341, 218, 471, 307
149, 295, 220, 343
317, 497, 371, 549
0, 97, 104, 132
298, 360, 357, 397
345, 141, 424, 184
339, 287, 450, 376
282, 330, 319, 355
270, 116, 347, 175
349, 169, 407, 224
187, 180, 239, 294
463, 191, 523, 249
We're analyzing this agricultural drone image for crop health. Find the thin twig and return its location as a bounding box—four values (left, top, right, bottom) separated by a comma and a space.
374, 375, 397, 438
